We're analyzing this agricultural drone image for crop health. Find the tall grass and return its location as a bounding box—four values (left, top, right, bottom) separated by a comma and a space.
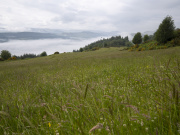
0, 47, 180, 134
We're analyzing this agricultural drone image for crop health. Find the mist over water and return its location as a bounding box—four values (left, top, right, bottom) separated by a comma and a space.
0, 37, 102, 56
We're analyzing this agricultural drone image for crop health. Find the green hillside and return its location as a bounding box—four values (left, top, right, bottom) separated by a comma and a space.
75, 35, 132, 52
0, 47, 180, 134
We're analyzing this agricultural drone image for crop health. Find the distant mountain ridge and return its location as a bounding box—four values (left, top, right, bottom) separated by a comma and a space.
0, 32, 65, 43
0, 28, 155, 43
0, 29, 118, 43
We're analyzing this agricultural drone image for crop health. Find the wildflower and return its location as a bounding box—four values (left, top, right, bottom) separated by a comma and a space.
55, 130, 59, 135
145, 127, 148, 131
106, 126, 110, 132
123, 124, 126, 127
48, 122, 51, 127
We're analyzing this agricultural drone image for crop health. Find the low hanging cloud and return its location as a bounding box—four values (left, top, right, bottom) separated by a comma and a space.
0, 0, 180, 32
0, 37, 105, 56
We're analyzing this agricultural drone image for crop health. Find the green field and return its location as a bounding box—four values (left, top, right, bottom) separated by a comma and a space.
0, 47, 180, 134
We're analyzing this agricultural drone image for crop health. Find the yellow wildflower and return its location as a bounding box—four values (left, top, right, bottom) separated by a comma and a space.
48, 122, 51, 127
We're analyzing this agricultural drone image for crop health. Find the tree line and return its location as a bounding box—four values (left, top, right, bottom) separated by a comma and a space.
0, 51, 48, 61
132, 16, 179, 45
74, 35, 133, 52
75, 15, 179, 52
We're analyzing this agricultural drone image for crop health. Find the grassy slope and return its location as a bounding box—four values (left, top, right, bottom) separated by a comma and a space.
0, 47, 180, 134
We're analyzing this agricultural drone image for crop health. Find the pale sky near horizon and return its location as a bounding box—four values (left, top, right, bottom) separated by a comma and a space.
0, 0, 180, 33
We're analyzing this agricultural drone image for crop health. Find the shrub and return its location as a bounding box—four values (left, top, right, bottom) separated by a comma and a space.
54, 51, 60, 54
79, 48, 83, 52
171, 38, 180, 46
162, 46, 168, 49
136, 47, 142, 51
40, 51, 47, 57
167, 40, 175, 47
1, 50, 11, 60
92, 47, 99, 51
0, 58, 4, 61
149, 47, 154, 50
8, 56, 17, 60
134, 44, 139, 48
141, 48, 145, 51
174, 28, 180, 38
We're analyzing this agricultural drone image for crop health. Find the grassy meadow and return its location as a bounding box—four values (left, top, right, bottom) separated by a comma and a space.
0, 47, 180, 134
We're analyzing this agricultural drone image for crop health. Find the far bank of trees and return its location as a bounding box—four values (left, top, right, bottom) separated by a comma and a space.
0, 50, 48, 61
74, 35, 133, 52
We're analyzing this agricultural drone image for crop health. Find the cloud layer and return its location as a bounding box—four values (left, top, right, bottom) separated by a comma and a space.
0, 0, 180, 32
0, 38, 103, 55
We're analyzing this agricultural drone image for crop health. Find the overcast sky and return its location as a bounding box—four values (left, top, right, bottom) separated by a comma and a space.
0, 0, 180, 33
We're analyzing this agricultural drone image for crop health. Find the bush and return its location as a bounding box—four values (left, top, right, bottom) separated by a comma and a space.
162, 46, 168, 49
8, 56, 17, 60
149, 47, 154, 50
134, 44, 139, 48
141, 48, 145, 51
92, 47, 99, 51
1, 50, 11, 60
40, 51, 47, 57
136, 47, 142, 51
174, 28, 180, 38
0, 58, 4, 61
54, 51, 60, 54
171, 38, 180, 46
79, 48, 83, 52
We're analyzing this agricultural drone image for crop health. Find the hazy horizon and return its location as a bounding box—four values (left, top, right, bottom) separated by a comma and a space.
0, 37, 107, 56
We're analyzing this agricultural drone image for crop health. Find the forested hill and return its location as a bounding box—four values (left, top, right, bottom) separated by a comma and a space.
80, 35, 133, 51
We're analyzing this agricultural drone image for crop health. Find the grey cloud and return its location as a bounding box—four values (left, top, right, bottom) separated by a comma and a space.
0, 0, 180, 32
